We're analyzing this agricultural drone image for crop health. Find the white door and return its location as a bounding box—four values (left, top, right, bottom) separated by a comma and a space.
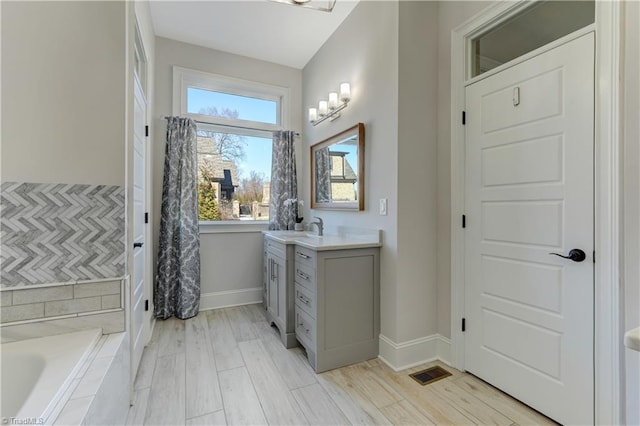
464, 33, 594, 425
132, 75, 147, 381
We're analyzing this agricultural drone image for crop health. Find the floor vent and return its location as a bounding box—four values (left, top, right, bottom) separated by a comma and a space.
409, 366, 452, 386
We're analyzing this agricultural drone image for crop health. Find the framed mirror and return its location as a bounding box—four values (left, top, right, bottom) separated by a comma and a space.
310, 123, 364, 211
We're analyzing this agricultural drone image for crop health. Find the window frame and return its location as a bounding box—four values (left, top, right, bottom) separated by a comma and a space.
173, 66, 289, 228
172, 66, 289, 131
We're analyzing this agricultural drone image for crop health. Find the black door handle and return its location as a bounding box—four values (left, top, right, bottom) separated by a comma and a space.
133, 242, 144, 248
549, 249, 586, 262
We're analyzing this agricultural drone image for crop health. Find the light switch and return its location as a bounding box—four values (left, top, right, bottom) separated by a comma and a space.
379, 198, 388, 216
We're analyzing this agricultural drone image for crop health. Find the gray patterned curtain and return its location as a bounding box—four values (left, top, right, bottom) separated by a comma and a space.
269, 131, 298, 230
155, 117, 200, 320
315, 147, 332, 202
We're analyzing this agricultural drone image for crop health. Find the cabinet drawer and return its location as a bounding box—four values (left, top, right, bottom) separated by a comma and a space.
295, 307, 315, 348
266, 239, 287, 259
294, 246, 316, 268
294, 262, 316, 290
294, 283, 316, 319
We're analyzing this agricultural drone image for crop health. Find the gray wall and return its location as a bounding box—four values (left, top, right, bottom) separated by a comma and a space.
435, 1, 494, 338
302, 1, 401, 340
302, 0, 486, 346
153, 37, 303, 302
302, 0, 492, 347
1, 1, 128, 288
1, 1, 126, 186
396, 1, 439, 342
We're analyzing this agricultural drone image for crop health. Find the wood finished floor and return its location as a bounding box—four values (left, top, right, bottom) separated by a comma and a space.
126, 304, 556, 426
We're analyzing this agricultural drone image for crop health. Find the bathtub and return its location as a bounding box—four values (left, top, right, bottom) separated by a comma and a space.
1, 329, 102, 423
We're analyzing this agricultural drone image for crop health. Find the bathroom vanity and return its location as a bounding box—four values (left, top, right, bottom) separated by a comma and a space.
263, 237, 297, 348
263, 229, 381, 372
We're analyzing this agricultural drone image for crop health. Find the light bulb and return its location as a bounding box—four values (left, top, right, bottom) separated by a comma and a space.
318, 101, 328, 116
328, 92, 338, 110
339, 82, 351, 103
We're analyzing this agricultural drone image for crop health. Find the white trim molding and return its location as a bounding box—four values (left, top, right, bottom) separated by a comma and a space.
172, 65, 290, 131
199, 287, 262, 311
594, 2, 623, 424
449, 1, 622, 424
437, 335, 452, 366
199, 221, 269, 235
378, 334, 451, 372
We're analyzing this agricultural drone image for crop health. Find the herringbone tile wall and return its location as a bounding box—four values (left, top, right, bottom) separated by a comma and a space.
0, 182, 125, 287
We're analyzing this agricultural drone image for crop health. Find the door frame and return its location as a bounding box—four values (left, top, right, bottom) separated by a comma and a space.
449, 1, 622, 424
132, 69, 147, 374
132, 17, 153, 348
126, 13, 152, 395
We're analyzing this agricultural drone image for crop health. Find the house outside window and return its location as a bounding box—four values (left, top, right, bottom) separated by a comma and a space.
329, 150, 357, 201
173, 67, 289, 222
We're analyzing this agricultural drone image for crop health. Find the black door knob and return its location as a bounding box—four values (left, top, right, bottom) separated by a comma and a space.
133, 242, 144, 248
549, 249, 586, 262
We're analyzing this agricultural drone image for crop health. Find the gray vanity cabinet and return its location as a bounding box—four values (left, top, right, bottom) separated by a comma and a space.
264, 238, 297, 348
294, 245, 380, 373
263, 239, 268, 308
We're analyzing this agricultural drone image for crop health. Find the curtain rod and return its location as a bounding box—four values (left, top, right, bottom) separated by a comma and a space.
163, 116, 300, 136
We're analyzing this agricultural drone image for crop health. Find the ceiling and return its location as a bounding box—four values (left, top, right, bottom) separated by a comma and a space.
149, 0, 360, 69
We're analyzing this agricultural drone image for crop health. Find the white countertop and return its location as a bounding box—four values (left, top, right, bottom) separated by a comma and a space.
263, 229, 382, 251
624, 327, 640, 352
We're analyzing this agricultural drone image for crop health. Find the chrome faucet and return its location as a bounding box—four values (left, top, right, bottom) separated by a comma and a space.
309, 217, 324, 236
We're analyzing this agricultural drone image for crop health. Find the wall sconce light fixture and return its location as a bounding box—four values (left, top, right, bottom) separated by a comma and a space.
309, 82, 350, 126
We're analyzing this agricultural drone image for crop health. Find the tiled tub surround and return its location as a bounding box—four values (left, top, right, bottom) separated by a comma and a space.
1, 329, 102, 421
51, 332, 130, 426
0, 279, 125, 343
0, 182, 125, 287
0, 330, 130, 425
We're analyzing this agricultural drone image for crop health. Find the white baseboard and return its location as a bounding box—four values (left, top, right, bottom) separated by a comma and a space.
199, 287, 262, 311
437, 335, 452, 365
378, 333, 451, 371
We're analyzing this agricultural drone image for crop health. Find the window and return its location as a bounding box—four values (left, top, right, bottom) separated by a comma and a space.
173, 67, 289, 222
470, 0, 594, 77
187, 87, 277, 124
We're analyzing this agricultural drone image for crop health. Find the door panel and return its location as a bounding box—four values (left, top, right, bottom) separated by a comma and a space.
275, 257, 286, 324
268, 255, 278, 318
482, 201, 563, 246
480, 68, 563, 133
465, 33, 594, 425
481, 256, 562, 313
481, 134, 563, 186
482, 309, 562, 378
132, 75, 147, 381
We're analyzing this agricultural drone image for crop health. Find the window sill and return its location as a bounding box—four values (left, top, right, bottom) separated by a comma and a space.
199, 221, 269, 234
